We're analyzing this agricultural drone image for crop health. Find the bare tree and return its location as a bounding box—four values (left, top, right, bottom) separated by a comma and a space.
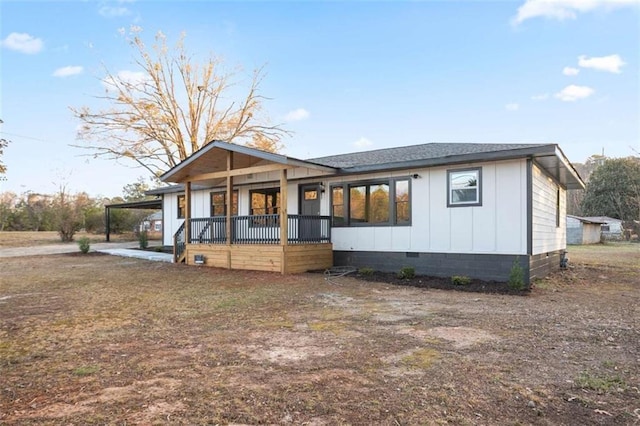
72, 28, 288, 177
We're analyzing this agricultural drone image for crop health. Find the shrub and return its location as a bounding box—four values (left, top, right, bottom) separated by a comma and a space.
398, 266, 415, 279
451, 275, 471, 285
77, 237, 91, 254
508, 258, 525, 290
358, 267, 374, 276
138, 230, 148, 249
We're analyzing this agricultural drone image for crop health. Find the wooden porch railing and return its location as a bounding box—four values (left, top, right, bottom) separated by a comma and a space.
183, 214, 331, 245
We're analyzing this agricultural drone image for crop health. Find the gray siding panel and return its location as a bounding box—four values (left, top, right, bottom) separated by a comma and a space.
335, 249, 565, 284
334, 251, 530, 283
528, 250, 563, 281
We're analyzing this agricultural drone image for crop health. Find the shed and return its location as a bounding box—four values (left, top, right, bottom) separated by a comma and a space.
567, 215, 604, 244
581, 216, 624, 240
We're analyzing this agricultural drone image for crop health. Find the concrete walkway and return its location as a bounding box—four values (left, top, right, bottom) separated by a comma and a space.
0, 241, 173, 263
96, 247, 173, 263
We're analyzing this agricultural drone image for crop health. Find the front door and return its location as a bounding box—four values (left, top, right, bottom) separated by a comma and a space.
299, 184, 322, 241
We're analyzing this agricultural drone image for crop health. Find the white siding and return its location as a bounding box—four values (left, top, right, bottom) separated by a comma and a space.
161, 159, 532, 256
330, 159, 528, 255
531, 163, 566, 255
163, 193, 183, 246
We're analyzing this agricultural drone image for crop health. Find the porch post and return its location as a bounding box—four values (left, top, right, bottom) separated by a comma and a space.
226, 151, 233, 269
279, 169, 288, 274
185, 181, 191, 247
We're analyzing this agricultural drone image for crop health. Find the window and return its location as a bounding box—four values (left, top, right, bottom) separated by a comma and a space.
154, 222, 162, 231
447, 168, 482, 207
555, 188, 560, 227
177, 195, 186, 218
304, 189, 318, 200
331, 186, 345, 226
250, 188, 280, 227
395, 180, 410, 224
210, 191, 238, 216
330, 178, 410, 227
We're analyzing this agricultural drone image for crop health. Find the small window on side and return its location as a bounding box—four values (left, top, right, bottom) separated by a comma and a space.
447, 168, 482, 207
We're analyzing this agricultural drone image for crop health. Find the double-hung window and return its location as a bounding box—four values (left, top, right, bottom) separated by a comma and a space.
447, 168, 482, 207
331, 178, 411, 227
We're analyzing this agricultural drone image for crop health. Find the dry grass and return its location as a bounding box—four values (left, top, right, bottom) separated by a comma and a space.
0, 231, 139, 247
0, 244, 638, 424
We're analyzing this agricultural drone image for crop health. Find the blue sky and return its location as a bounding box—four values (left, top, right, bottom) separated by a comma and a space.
1, 0, 638, 197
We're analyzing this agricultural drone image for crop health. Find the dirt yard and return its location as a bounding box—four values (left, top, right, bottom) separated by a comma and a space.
0, 243, 638, 424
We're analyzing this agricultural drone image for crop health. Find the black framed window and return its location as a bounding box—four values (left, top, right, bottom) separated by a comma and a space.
447, 167, 482, 207
331, 186, 345, 226
177, 194, 186, 219
556, 188, 560, 228
395, 179, 410, 224
250, 188, 280, 227
211, 191, 238, 216
330, 178, 410, 227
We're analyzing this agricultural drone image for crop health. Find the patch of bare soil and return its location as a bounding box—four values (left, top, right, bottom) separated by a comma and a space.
353, 270, 530, 294
0, 243, 638, 425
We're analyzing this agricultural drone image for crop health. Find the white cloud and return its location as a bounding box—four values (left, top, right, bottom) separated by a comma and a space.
554, 85, 595, 102
1, 32, 43, 54
563, 66, 580, 76
53, 66, 84, 77
99, 6, 131, 18
284, 108, 310, 122
578, 54, 626, 73
102, 70, 149, 90
512, 0, 639, 25
531, 93, 550, 101
505, 103, 520, 111
354, 137, 373, 148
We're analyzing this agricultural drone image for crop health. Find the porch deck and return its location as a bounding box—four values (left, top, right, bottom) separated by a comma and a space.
175, 214, 333, 273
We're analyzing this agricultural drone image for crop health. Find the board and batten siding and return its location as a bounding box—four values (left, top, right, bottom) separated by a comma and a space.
329, 159, 528, 255
161, 179, 306, 246
531, 162, 566, 255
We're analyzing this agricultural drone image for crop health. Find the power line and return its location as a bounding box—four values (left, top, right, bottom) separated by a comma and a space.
0, 131, 51, 143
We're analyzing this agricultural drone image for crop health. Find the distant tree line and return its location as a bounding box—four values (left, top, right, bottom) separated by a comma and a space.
0, 178, 157, 241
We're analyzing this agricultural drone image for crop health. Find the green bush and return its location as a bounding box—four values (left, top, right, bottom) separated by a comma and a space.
451, 275, 471, 285
358, 267, 374, 276
398, 266, 415, 279
77, 237, 91, 254
138, 230, 148, 249
508, 258, 525, 290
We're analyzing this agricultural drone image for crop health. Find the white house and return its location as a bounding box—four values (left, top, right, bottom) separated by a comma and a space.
147, 141, 584, 283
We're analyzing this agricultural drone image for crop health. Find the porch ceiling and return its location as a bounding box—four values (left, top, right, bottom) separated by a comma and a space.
160, 140, 336, 185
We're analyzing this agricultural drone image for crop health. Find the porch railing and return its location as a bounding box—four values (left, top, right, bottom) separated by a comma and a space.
185, 214, 331, 245
173, 222, 186, 262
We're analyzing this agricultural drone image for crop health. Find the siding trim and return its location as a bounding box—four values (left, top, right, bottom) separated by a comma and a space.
527, 158, 533, 255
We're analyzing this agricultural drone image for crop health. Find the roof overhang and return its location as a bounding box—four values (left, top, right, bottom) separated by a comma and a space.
160, 140, 337, 185
105, 199, 163, 210
334, 144, 585, 190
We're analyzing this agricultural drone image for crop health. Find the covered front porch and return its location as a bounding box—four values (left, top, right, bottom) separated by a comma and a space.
161, 141, 336, 274
175, 214, 332, 273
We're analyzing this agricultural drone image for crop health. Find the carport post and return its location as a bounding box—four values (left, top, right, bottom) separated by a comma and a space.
105, 206, 111, 242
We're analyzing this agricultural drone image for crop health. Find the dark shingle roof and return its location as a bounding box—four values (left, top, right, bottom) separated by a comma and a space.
306, 143, 547, 170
